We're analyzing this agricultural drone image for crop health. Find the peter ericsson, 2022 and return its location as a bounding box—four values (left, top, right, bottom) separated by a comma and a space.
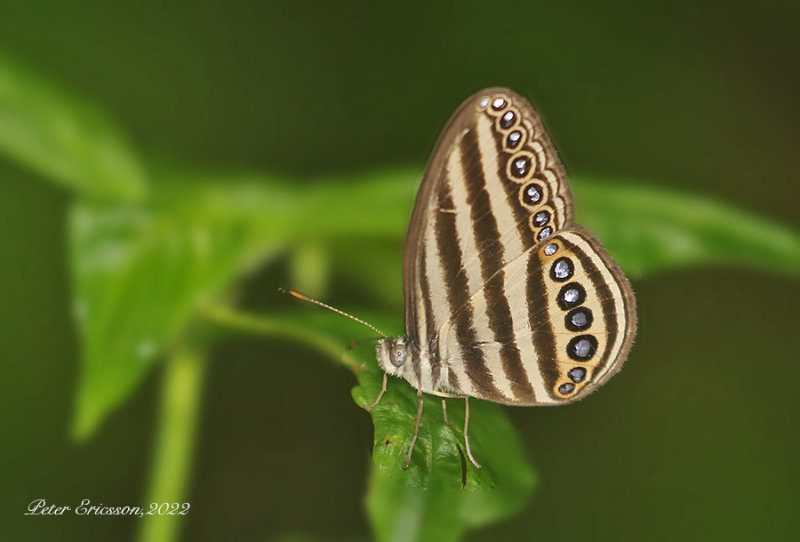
25, 498, 191, 517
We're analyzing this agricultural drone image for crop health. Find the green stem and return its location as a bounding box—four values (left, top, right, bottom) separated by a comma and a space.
136, 340, 208, 542
201, 304, 362, 374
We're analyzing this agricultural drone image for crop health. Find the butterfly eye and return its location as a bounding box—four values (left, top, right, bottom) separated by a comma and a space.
390, 345, 407, 367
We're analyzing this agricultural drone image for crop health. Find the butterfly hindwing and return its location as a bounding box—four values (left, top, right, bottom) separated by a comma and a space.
439, 226, 636, 404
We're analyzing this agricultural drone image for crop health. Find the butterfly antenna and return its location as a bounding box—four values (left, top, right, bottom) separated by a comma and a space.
279, 288, 387, 338
346, 336, 383, 350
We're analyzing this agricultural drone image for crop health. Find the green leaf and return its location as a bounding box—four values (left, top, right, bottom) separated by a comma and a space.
351, 348, 535, 542
0, 50, 146, 200
68, 199, 283, 439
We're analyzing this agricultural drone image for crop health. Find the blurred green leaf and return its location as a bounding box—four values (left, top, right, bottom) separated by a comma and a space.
288, 242, 330, 299
151, 166, 417, 240
68, 199, 283, 439
159, 168, 800, 279
574, 177, 800, 277
0, 50, 146, 201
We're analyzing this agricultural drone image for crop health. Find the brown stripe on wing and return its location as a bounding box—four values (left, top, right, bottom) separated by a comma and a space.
460, 128, 537, 403
526, 249, 560, 399
436, 178, 501, 399
447, 367, 461, 392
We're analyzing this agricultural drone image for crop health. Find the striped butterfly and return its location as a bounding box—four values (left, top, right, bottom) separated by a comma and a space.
287, 87, 637, 470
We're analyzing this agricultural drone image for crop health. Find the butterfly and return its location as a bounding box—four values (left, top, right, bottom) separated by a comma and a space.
286, 87, 637, 470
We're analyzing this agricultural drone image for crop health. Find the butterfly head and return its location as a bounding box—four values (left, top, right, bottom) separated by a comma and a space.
375, 336, 415, 379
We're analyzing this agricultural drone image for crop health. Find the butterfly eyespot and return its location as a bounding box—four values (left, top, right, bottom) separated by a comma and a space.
565, 307, 593, 331
567, 335, 598, 361
557, 282, 586, 310
499, 108, 518, 130
521, 182, 543, 205
511, 156, 531, 177
507, 152, 536, 181
478, 97, 490, 109
490, 96, 508, 111
529, 208, 554, 235
533, 210, 550, 227
390, 345, 407, 367
505, 130, 524, 150
536, 226, 553, 241
544, 243, 559, 256
568, 367, 587, 383
550, 257, 574, 281
537, 227, 553, 241
557, 382, 576, 396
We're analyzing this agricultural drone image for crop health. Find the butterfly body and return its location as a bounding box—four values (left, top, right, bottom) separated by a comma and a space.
375, 88, 637, 413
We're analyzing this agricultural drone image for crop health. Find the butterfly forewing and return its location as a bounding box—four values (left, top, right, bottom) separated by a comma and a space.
401, 88, 636, 404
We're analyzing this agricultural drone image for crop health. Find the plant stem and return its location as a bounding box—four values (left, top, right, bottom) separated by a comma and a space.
201, 304, 362, 374
136, 340, 208, 542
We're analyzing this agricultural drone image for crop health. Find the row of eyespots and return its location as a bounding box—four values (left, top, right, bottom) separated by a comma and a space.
479, 95, 525, 146
521, 182, 553, 242
479, 94, 537, 178
480, 95, 552, 245
548, 254, 597, 397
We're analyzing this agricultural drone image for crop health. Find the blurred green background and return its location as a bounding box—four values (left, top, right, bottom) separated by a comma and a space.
2, 1, 799, 541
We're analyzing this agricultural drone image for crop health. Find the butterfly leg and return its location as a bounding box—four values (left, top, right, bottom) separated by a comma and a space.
441, 399, 453, 425
463, 397, 482, 469
403, 389, 425, 470
364, 373, 388, 409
